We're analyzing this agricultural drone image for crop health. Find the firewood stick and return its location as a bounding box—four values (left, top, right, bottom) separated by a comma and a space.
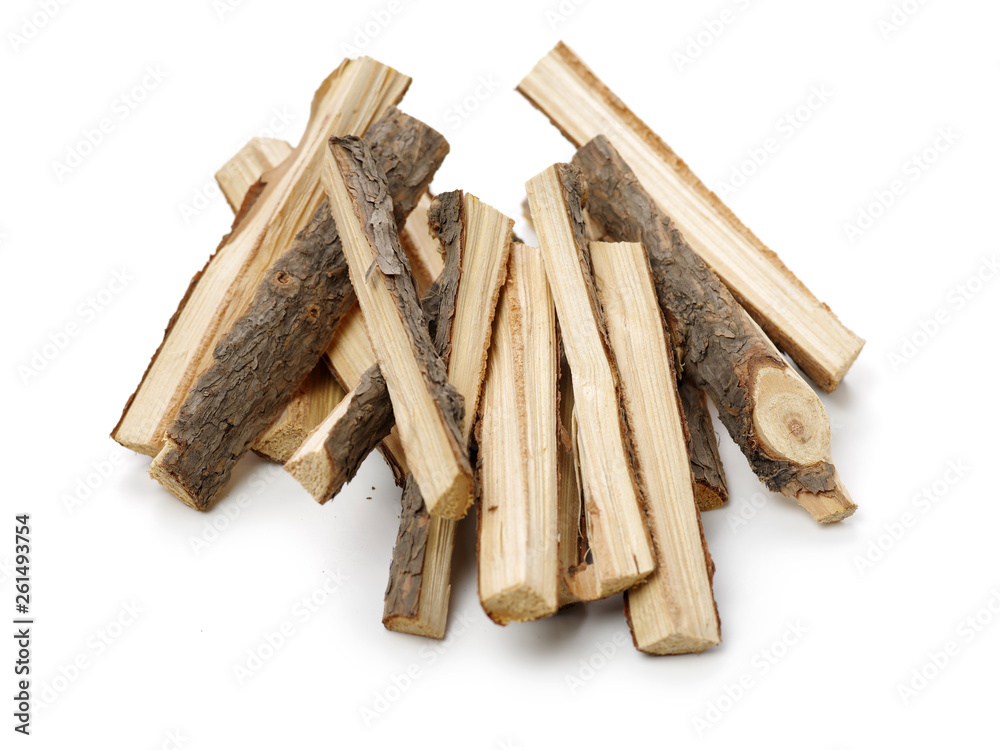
113, 57, 410, 457
401, 192, 443, 295
517, 42, 863, 393
477, 244, 559, 623
526, 163, 655, 596
590, 241, 720, 655
322, 137, 473, 519
209, 135, 347, 463
679, 377, 728, 511
574, 136, 855, 523
215, 137, 293, 213
149, 109, 448, 510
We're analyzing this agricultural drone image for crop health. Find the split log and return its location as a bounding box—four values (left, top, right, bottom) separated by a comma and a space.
574, 136, 855, 523
591, 240, 720, 655
149, 108, 448, 510
679, 377, 728, 511
215, 137, 293, 213
517, 42, 864, 392
113, 57, 410, 457
478, 244, 559, 624
322, 137, 473, 519
208, 136, 346, 464
401, 192, 444, 295
525, 162, 655, 596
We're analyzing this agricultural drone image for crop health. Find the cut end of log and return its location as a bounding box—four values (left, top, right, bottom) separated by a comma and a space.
284, 449, 343, 505
148, 439, 209, 511
693, 483, 727, 512
382, 611, 447, 640
482, 584, 557, 625
633, 631, 721, 656
751, 366, 831, 466
796, 472, 857, 524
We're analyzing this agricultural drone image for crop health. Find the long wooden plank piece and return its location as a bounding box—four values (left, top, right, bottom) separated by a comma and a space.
322, 136, 473, 520
518, 42, 863, 393
526, 163, 654, 596
591, 241, 719, 655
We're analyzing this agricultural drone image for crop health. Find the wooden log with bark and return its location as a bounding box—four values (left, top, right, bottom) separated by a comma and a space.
517, 42, 864, 393
209, 136, 347, 464
149, 108, 448, 510
322, 136, 473, 520
477, 243, 559, 624
526, 162, 655, 597
591, 240, 720, 654
113, 57, 410, 458
573, 136, 855, 523
679, 376, 728, 511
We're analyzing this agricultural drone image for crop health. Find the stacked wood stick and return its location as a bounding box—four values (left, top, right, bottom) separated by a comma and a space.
114, 45, 863, 655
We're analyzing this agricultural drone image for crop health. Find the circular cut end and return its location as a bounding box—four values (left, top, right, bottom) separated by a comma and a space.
752, 367, 831, 464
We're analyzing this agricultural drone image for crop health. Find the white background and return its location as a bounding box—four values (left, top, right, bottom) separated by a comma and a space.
3, 0, 998, 746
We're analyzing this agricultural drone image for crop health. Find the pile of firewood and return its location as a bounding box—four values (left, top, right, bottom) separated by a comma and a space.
113, 43, 862, 653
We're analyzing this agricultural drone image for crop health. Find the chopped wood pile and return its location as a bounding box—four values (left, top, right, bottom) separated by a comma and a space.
114, 44, 863, 654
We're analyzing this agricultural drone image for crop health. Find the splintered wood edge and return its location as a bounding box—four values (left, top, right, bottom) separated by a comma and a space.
591, 241, 719, 654
796, 471, 857, 523
478, 244, 559, 623
401, 192, 444, 296
322, 139, 472, 520
526, 164, 655, 595
384, 516, 456, 640
516, 42, 864, 392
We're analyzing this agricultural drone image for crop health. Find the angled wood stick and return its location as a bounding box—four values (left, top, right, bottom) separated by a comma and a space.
526, 163, 655, 596
478, 244, 558, 623
209, 135, 346, 464
113, 57, 410, 457
322, 137, 473, 519
679, 377, 728, 511
518, 42, 863, 393
574, 136, 855, 523
150, 108, 448, 510
215, 137, 293, 213
591, 241, 720, 655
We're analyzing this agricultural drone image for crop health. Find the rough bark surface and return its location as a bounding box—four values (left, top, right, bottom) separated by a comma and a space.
678, 377, 729, 511
150, 109, 448, 510
305, 192, 466, 500
383, 474, 431, 622
572, 136, 836, 498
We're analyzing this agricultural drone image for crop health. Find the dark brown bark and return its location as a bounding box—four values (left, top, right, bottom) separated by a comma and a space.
383, 473, 432, 625
150, 109, 449, 510
572, 136, 836, 498
678, 376, 729, 511
307, 192, 466, 501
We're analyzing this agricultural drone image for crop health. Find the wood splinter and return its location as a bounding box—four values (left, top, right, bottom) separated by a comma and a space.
526, 162, 655, 597
591, 240, 720, 655
149, 108, 448, 510
322, 136, 473, 520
